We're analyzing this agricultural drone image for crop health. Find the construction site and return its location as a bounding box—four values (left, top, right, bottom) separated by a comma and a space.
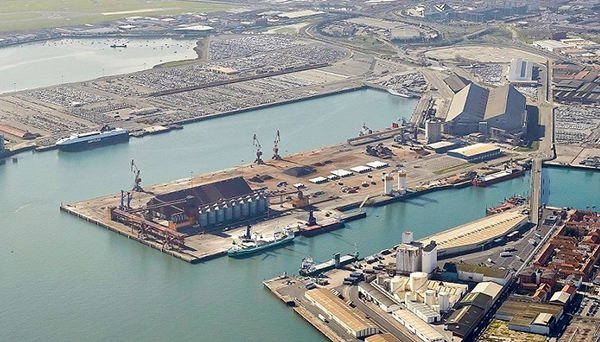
61, 123, 531, 263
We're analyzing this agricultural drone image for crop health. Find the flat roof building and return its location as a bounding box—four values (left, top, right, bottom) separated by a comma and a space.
533, 40, 570, 52
508, 58, 535, 84
392, 309, 448, 342
305, 288, 379, 339
447, 143, 501, 162
495, 295, 563, 335
365, 333, 403, 342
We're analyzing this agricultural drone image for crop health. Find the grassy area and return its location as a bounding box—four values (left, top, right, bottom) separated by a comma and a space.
433, 162, 472, 175
0, 0, 231, 32
479, 319, 545, 342
516, 140, 540, 152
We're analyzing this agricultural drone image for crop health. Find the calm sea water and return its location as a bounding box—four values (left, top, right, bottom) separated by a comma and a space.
0, 89, 594, 341
0, 37, 197, 93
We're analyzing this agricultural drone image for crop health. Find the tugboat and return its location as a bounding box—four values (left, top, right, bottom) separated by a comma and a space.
227, 225, 294, 257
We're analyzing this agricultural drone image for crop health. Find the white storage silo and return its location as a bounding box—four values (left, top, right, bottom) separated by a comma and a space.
438, 291, 450, 312
215, 204, 224, 224
241, 198, 250, 217
207, 208, 216, 226
432, 305, 441, 314
390, 276, 403, 292
383, 173, 394, 195
422, 241, 438, 274
249, 197, 258, 216
198, 209, 208, 227
257, 195, 267, 213
402, 231, 414, 244
233, 201, 241, 220
404, 291, 417, 303
397, 169, 407, 195
224, 202, 233, 222
424, 290, 436, 307
409, 272, 428, 292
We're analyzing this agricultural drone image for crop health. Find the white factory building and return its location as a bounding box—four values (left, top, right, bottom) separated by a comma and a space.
507, 58, 535, 84
396, 231, 438, 274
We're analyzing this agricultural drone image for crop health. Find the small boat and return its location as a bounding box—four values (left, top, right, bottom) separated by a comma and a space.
110, 44, 127, 48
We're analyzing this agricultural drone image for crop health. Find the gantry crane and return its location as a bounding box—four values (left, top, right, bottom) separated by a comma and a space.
130, 159, 143, 192
272, 130, 282, 160
253, 134, 264, 164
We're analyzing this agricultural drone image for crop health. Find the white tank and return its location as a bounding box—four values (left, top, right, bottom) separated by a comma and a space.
383, 173, 394, 195
390, 276, 404, 292
409, 272, 428, 292
425, 290, 436, 307
402, 231, 414, 244
233, 201, 241, 220
404, 291, 417, 303
397, 169, 407, 195
198, 209, 208, 227
224, 202, 233, 222
241, 199, 250, 217
215, 204, 225, 223
257, 195, 267, 213
432, 304, 441, 314
207, 208, 216, 225
438, 291, 450, 312
249, 197, 258, 216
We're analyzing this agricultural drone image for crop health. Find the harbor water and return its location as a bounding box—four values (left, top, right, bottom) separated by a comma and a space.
0, 37, 198, 93
0, 89, 595, 341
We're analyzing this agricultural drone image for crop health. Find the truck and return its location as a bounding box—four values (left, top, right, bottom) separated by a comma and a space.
318, 314, 328, 323
500, 252, 513, 257
504, 246, 516, 252
528, 238, 538, 246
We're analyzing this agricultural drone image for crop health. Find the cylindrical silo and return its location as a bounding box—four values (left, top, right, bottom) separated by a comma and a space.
249, 197, 258, 216
199, 209, 208, 227
207, 208, 216, 226
224, 202, 233, 222
215, 204, 224, 224
382, 173, 394, 195
390, 276, 403, 292
404, 291, 417, 303
409, 272, 428, 292
241, 198, 249, 217
257, 194, 267, 213
233, 201, 241, 220
397, 169, 407, 195
438, 291, 450, 312
424, 290, 436, 307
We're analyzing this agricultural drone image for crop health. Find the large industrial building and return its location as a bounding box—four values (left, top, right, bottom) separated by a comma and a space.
444, 83, 526, 141
396, 231, 438, 274
447, 143, 501, 162
305, 288, 379, 339
146, 177, 268, 231
508, 58, 535, 84
495, 295, 564, 335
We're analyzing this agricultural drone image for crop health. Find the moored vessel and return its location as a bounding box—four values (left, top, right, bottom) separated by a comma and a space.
227, 226, 295, 257
56, 125, 129, 152
471, 167, 525, 187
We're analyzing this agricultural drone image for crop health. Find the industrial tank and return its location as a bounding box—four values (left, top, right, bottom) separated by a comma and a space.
390, 276, 404, 292
249, 197, 257, 216
241, 198, 250, 217
404, 291, 417, 303
438, 292, 450, 312
232, 201, 241, 220
207, 207, 216, 226
424, 290, 436, 307
409, 272, 428, 292
257, 194, 267, 213
215, 204, 224, 224
198, 208, 208, 227
224, 202, 233, 222
402, 231, 414, 244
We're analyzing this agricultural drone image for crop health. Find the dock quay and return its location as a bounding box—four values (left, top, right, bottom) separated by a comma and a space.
60, 126, 529, 264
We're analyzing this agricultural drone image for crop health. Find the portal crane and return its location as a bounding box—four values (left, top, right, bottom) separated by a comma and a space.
130, 159, 143, 192
253, 134, 264, 164
272, 130, 282, 160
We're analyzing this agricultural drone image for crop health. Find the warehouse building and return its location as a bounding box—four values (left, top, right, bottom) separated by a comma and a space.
305, 288, 379, 339
365, 333, 402, 342
440, 263, 512, 286
495, 295, 564, 335
444, 83, 526, 138
146, 177, 268, 230
447, 143, 501, 162
508, 58, 535, 84
358, 282, 400, 313
392, 309, 448, 342
446, 282, 504, 340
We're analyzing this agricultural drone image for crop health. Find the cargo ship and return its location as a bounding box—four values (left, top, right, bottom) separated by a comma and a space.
297, 218, 345, 237
471, 167, 525, 187
227, 227, 294, 257
486, 195, 527, 215
56, 125, 129, 152
299, 252, 360, 276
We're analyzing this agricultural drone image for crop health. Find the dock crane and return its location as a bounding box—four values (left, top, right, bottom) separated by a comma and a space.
253, 134, 264, 164
272, 130, 282, 160
130, 159, 143, 192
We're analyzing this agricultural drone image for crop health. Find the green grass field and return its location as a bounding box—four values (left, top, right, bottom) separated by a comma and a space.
0, 0, 231, 32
